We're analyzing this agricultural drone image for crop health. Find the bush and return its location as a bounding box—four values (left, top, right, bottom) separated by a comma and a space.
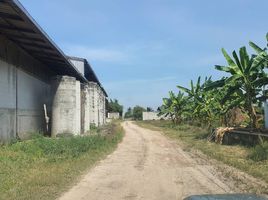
249, 142, 268, 161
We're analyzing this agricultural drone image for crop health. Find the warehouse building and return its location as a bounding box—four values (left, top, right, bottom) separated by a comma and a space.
0, 0, 107, 143
68, 56, 108, 127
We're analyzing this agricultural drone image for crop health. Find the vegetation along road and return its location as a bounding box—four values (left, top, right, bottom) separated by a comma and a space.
59, 121, 248, 200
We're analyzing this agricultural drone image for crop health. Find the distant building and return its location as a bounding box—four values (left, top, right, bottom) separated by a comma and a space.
142, 112, 161, 121
108, 112, 120, 119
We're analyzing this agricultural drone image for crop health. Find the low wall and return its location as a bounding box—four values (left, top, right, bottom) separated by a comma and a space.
142, 112, 161, 121
108, 112, 120, 119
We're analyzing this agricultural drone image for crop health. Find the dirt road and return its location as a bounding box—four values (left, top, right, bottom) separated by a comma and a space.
59, 121, 233, 200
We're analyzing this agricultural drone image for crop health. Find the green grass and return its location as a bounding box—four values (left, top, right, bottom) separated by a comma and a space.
0, 122, 124, 200
136, 120, 268, 188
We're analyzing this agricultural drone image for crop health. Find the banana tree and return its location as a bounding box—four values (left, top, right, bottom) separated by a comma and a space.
249, 34, 268, 128
206, 84, 245, 127
249, 33, 268, 69
212, 47, 268, 128
177, 77, 217, 127
159, 91, 187, 124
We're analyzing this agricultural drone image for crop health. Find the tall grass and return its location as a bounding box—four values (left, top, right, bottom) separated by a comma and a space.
0, 122, 124, 200
249, 142, 268, 162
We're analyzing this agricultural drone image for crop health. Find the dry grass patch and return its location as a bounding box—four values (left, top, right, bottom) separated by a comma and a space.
136, 120, 268, 191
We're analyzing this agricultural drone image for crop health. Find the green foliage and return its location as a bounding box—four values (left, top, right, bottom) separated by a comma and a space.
132, 105, 146, 120
8, 135, 107, 160
146, 107, 154, 112
249, 142, 268, 161
159, 33, 268, 129
124, 107, 133, 119
159, 91, 187, 124
90, 123, 97, 129
107, 99, 123, 117
212, 46, 268, 128
0, 122, 124, 200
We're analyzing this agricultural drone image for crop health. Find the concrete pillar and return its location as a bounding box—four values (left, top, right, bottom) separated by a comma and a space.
75, 81, 81, 134
100, 91, 105, 125
96, 84, 101, 126
51, 76, 81, 136
98, 88, 103, 126
103, 96, 107, 124
81, 84, 90, 134
88, 82, 99, 127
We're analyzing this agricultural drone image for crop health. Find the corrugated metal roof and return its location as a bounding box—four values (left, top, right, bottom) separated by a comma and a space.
67, 56, 108, 97
0, 0, 87, 82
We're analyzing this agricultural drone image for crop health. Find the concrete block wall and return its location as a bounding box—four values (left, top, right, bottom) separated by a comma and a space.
108, 112, 120, 119
142, 112, 161, 121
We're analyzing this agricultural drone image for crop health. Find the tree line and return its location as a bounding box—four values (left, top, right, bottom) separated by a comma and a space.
159, 34, 268, 129
107, 99, 154, 121
125, 106, 154, 120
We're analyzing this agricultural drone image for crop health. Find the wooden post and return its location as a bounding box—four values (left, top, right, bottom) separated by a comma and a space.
43, 104, 49, 132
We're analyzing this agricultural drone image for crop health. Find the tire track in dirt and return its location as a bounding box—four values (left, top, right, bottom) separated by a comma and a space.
59, 121, 234, 200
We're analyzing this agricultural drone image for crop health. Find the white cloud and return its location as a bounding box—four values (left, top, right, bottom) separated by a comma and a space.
63, 44, 129, 62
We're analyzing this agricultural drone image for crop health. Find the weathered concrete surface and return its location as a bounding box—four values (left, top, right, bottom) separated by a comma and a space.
51, 76, 79, 136
81, 84, 90, 134
75, 81, 81, 134
17, 69, 50, 138
0, 59, 16, 142
98, 88, 104, 126
0, 108, 16, 142
59, 121, 233, 200
0, 35, 52, 142
0, 33, 108, 142
88, 82, 99, 126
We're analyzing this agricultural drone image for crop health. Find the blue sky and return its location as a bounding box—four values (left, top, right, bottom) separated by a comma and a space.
20, 0, 268, 110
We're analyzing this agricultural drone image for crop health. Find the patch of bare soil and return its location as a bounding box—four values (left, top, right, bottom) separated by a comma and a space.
59, 121, 267, 200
